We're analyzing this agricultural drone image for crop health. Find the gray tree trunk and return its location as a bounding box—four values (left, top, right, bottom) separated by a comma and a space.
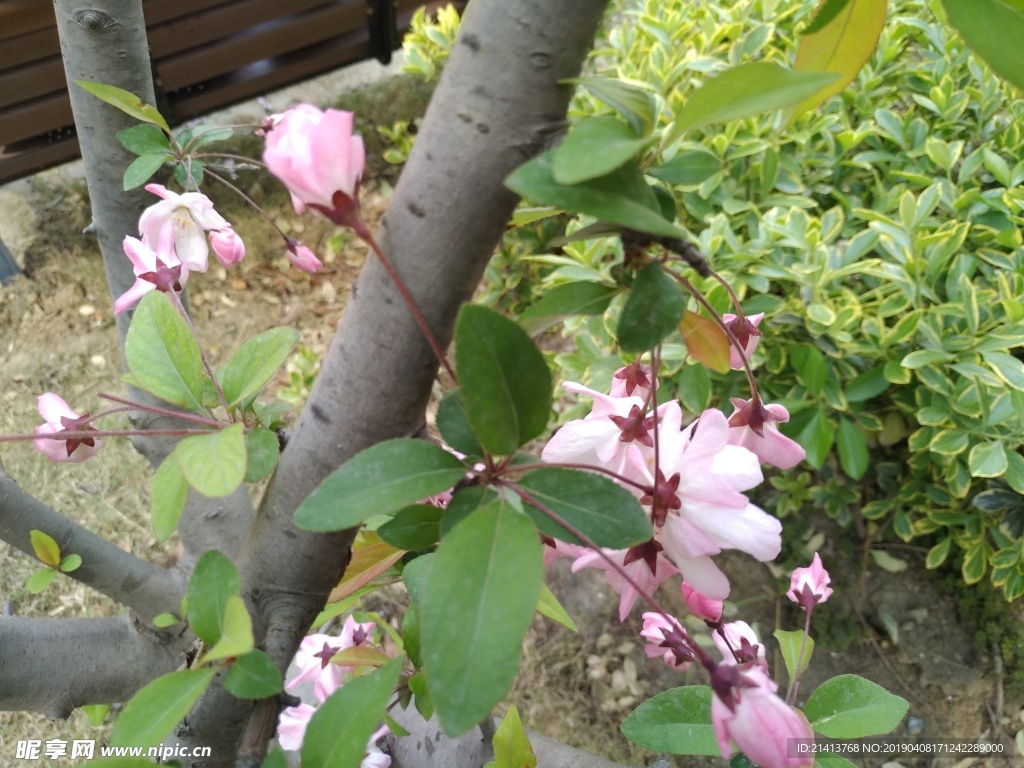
1, 0, 629, 764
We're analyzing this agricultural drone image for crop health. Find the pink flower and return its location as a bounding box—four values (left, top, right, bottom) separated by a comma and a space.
138, 184, 230, 272
713, 621, 768, 675
114, 223, 188, 314
263, 104, 365, 227
722, 313, 764, 370
542, 537, 588, 568
682, 583, 723, 625
285, 238, 324, 274
610, 361, 655, 400
33, 393, 101, 463
640, 612, 693, 670
287, 618, 376, 702
727, 398, 805, 469
571, 541, 678, 621
277, 702, 316, 750
711, 666, 813, 768
787, 553, 833, 610
210, 227, 245, 267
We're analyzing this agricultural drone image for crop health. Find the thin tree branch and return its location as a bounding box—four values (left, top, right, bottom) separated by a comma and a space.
0, 614, 187, 714
0, 474, 185, 623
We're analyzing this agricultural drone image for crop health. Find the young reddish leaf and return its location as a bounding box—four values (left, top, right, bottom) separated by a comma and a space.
785, 0, 888, 125
327, 542, 405, 603
30, 530, 61, 567
679, 311, 731, 374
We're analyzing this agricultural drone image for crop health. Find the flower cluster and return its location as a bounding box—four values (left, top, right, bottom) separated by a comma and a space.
115, 184, 246, 315
33, 393, 100, 463
542, 362, 804, 608
277, 616, 391, 765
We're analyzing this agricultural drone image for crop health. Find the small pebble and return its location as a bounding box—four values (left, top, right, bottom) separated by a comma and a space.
906, 715, 924, 735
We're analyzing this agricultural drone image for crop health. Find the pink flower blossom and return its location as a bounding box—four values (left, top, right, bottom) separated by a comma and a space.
287, 617, 375, 702
33, 393, 101, 463
640, 612, 693, 670
722, 313, 764, 370
263, 104, 365, 228
787, 552, 833, 610
114, 222, 188, 315
711, 666, 813, 768
713, 621, 768, 675
542, 537, 588, 568
610, 361, 655, 400
682, 583, 723, 625
572, 542, 678, 621
285, 238, 324, 273
727, 398, 805, 469
210, 227, 246, 267
138, 184, 231, 272
276, 702, 316, 750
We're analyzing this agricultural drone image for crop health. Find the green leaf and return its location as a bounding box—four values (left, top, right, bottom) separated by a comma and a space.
679, 310, 731, 374
81, 703, 111, 727
845, 365, 889, 402
677, 363, 712, 413
175, 423, 247, 498
785, 0, 888, 125
441, 487, 499, 538
926, 538, 952, 569
377, 504, 444, 551
981, 351, 1024, 390
244, 427, 280, 483
221, 328, 300, 407
648, 149, 722, 187
302, 659, 402, 768
200, 595, 254, 664
174, 160, 204, 189
552, 117, 654, 185
569, 77, 656, 136
517, 282, 620, 337
151, 456, 189, 542
804, 674, 909, 738
59, 553, 82, 573
110, 668, 217, 747
184, 125, 235, 149
187, 550, 240, 645
505, 152, 689, 240
1004, 451, 1024, 494
123, 153, 169, 190
929, 429, 969, 456
402, 553, 433, 605
152, 613, 180, 628
791, 344, 828, 394
223, 649, 282, 699
30, 529, 61, 567
797, 408, 834, 469
666, 63, 838, 145
455, 306, 552, 455
941, 0, 1024, 91
773, 629, 814, 679
901, 349, 953, 368
26, 568, 57, 594
422, 499, 543, 734
803, 0, 854, 34
837, 419, 869, 479
125, 292, 205, 411
814, 758, 860, 768
262, 747, 288, 768
617, 262, 688, 353
968, 441, 1008, 478
962, 541, 987, 584
117, 123, 171, 155
516, 467, 652, 549
490, 705, 537, 768
536, 582, 578, 632
75, 80, 170, 131
294, 439, 467, 532
436, 390, 485, 457
620, 686, 719, 755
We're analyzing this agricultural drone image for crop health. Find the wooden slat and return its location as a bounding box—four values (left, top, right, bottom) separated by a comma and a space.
0, 93, 73, 146
0, 2, 54, 40
157, 2, 365, 91
0, 26, 61, 69
171, 30, 370, 118
0, 135, 80, 181
0, 56, 67, 110
142, 0, 239, 26
147, 0, 332, 59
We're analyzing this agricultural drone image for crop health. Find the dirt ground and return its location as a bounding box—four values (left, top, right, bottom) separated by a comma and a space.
1, 129, 1022, 767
